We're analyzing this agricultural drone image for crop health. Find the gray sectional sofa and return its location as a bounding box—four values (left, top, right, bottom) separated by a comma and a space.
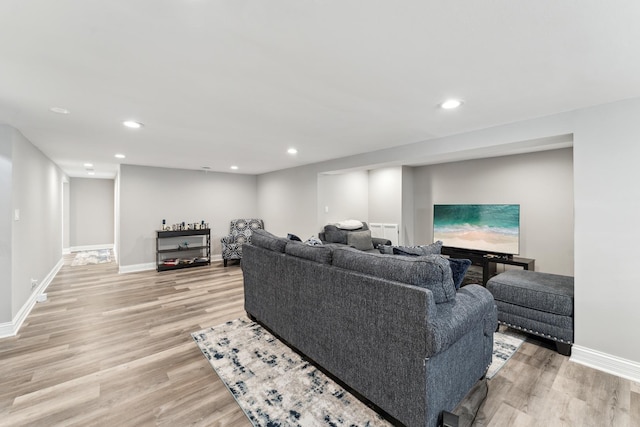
242, 229, 498, 427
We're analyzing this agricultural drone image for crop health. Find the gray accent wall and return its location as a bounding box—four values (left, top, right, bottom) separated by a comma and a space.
69, 177, 114, 249
412, 148, 574, 275
118, 164, 258, 269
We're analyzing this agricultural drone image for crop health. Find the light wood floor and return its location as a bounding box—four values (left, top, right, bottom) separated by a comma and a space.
1, 256, 639, 426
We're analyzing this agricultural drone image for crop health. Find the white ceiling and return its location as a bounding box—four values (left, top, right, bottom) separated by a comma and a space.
1, 1, 639, 178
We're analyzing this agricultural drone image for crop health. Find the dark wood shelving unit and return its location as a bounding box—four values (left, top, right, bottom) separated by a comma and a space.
156, 228, 211, 272
442, 246, 535, 286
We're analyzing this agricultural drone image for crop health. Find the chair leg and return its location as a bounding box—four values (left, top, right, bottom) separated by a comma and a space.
223, 259, 227, 267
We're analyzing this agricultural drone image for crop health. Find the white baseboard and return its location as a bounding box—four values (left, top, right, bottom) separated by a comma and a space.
63, 247, 71, 255
571, 345, 640, 383
118, 262, 156, 274
69, 243, 114, 252
0, 257, 64, 338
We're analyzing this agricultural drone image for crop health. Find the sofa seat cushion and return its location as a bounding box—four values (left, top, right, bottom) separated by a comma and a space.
323, 222, 369, 245
332, 247, 456, 303
487, 270, 574, 316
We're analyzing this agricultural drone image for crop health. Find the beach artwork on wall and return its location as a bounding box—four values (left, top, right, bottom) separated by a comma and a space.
433, 204, 520, 255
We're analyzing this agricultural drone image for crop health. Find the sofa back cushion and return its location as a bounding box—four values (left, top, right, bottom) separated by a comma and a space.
323, 222, 369, 244
332, 247, 456, 303
250, 229, 288, 253
379, 241, 443, 255
285, 241, 333, 264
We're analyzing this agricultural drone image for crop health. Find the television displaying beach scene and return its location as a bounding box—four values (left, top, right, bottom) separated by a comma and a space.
433, 204, 520, 255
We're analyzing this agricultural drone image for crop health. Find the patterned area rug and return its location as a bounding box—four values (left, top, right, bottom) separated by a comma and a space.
71, 249, 113, 266
486, 327, 526, 379
192, 319, 526, 426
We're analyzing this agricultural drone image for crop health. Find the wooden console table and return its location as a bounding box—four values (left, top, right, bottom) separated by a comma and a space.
482, 256, 535, 285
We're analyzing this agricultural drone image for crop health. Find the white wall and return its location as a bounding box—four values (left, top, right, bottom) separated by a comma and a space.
258, 164, 321, 239
10, 127, 65, 322
368, 167, 403, 243
0, 126, 13, 323
114, 171, 120, 263
69, 177, 114, 249
572, 98, 640, 366
118, 165, 258, 270
401, 166, 415, 246
318, 170, 369, 229
413, 148, 574, 275
62, 180, 70, 252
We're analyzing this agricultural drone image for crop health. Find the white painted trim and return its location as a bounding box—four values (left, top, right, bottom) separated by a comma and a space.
118, 263, 156, 274
0, 257, 64, 338
69, 243, 114, 252
62, 247, 71, 255
571, 345, 640, 383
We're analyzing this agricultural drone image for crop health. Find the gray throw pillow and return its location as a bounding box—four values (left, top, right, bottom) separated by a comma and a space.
347, 230, 374, 251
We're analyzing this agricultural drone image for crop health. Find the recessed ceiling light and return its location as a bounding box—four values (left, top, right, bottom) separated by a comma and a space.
50, 107, 70, 114
84, 163, 94, 168
115, 153, 126, 159
123, 120, 143, 129
230, 165, 239, 170
440, 99, 463, 110
87, 171, 95, 176
287, 148, 298, 155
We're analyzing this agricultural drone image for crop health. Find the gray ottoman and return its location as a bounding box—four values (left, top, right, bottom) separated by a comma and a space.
486, 269, 574, 356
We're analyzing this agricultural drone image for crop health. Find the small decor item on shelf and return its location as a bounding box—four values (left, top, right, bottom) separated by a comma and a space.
160, 220, 210, 232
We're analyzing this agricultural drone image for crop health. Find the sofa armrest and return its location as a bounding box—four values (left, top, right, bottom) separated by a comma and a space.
426, 284, 498, 355
371, 237, 392, 248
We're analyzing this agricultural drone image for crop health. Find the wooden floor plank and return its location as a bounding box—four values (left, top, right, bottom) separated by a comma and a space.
1, 254, 638, 426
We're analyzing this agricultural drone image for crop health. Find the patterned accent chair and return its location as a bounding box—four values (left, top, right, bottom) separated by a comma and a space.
221, 219, 264, 267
